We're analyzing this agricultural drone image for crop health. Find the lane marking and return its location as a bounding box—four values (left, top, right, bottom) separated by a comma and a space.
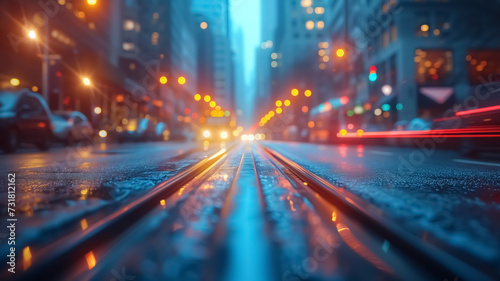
453, 159, 500, 167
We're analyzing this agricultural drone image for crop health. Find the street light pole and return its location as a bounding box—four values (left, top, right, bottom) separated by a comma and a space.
41, 18, 49, 103
337, 0, 350, 129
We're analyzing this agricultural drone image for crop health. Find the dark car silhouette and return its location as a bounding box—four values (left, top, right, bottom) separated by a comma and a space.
0, 90, 54, 153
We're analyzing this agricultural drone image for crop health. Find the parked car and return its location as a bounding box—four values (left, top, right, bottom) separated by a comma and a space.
52, 111, 94, 145
0, 90, 53, 153
119, 118, 156, 142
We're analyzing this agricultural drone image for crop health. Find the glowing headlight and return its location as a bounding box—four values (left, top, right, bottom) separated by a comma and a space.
220, 131, 228, 139
203, 130, 211, 138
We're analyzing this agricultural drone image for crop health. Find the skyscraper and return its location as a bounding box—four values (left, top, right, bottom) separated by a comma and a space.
192, 0, 235, 110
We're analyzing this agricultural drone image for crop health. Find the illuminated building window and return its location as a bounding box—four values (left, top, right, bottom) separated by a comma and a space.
391, 25, 397, 42
123, 19, 134, 31
418, 24, 429, 37
383, 31, 389, 48
315, 7, 324, 14
122, 42, 135, 51
305, 21, 314, 30
415, 49, 453, 85
467, 50, 500, 85
151, 32, 159, 45
416, 12, 430, 37
301, 0, 312, 8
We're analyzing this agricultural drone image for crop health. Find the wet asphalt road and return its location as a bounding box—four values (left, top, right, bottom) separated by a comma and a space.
264, 142, 500, 272
1, 141, 499, 280
76, 144, 408, 281
0, 141, 220, 256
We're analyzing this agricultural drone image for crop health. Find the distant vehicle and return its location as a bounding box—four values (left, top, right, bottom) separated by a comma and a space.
119, 118, 156, 142
52, 111, 93, 145
200, 116, 231, 142
0, 90, 53, 153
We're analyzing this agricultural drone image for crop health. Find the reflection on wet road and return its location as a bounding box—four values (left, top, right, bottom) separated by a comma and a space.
2, 141, 498, 281
264, 141, 500, 273
73, 143, 433, 281
0, 142, 219, 265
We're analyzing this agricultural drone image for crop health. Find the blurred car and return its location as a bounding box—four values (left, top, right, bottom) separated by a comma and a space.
408, 118, 432, 131
52, 111, 93, 145
200, 116, 231, 142
0, 90, 53, 153
119, 118, 156, 142
154, 122, 170, 141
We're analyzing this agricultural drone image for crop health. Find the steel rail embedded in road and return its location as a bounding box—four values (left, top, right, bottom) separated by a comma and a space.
260, 144, 495, 281
12, 147, 231, 281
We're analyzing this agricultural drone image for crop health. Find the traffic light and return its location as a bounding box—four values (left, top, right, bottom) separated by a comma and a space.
369, 66, 377, 82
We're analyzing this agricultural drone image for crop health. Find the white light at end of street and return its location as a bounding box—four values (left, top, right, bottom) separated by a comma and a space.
28, 30, 36, 39
83, 77, 91, 86
382, 85, 393, 96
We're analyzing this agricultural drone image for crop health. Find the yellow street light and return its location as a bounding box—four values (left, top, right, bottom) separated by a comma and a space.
204, 95, 211, 102
291, 88, 299, 96
83, 77, 91, 86
159, 76, 168, 84
276, 108, 282, 114
200, 22, 208, 29
284, 100, 291, 106
304, 90, 312, 97
275, 100, 282, 107
209, 101, 216, 108
94, 107, 102, 114
336, 48, 345, 58
87, 0, 97, 5
194, 94, 201, 101
10, 78, 20, 86
178, 76, 186, 85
